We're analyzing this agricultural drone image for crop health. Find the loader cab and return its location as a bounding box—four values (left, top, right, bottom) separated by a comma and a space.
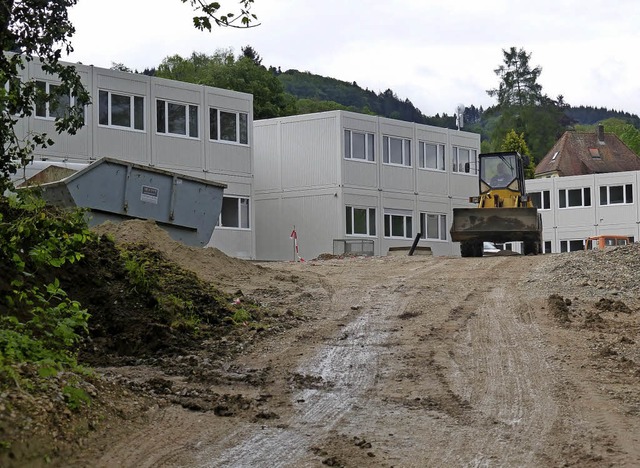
478, 152, 527, 196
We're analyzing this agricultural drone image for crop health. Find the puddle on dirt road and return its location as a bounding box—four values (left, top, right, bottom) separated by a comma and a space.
201, 290, 395, 467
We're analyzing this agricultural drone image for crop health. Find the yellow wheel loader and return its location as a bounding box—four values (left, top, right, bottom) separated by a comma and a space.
450, 151, 542, 257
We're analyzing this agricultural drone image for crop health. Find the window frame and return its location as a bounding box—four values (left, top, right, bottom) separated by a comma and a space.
383, 210, 413, 239
209, 108, 249, 145
452, 146, 478, 174
560, 239, 585, 252
217, 196, 250, 230
529, 190, 551, 210
98, 89, 145, 131
156, 99, 199, 139
345, 206, 376, 236
420, 212, 447, 241
599, 183, 633, 205
344, 129, 375, 162
382, 136, 412, 167
418, 141, 446, 171
35, 80, 79, 121
558, 187, 591, 209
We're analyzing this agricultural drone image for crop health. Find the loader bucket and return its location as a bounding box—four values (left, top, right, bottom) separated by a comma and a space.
450, 207, 542, 244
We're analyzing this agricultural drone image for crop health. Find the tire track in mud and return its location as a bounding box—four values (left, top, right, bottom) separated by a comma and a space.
201, 278, 411, 467
438, 282, 560, 466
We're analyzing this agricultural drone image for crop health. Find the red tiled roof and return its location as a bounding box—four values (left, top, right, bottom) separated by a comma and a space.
534, 129, 640, 177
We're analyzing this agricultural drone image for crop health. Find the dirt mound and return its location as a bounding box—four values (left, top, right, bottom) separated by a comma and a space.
92, 219, 264, 289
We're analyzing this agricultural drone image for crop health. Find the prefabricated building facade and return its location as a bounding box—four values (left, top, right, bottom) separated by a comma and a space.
253, 111, 481, 260
527, 172, 640, 253
13, 59, 255, 259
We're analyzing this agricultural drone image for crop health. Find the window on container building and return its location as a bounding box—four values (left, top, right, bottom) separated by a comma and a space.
344, 130, 375, 161
157, 99, 199, 138
452, 146, 477, 174
558, 187, 591, 208
98, 90, 144, 130
382, 136, 411, 167
345, 206, 376, 236
560, 239, 585, 252
418, 142, 445, 171
529, 190, 551, 210
35, 81, 82, 123
218, 196, 250, 229
599, 184, 633, 205
420, 213, 447, 240
210, 108, 249, 144
384, 210, 413, 238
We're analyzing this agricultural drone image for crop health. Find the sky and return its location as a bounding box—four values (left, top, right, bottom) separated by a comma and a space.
67, 0, 640, 118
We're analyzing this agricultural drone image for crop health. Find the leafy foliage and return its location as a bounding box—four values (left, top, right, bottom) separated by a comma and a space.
500, 130, 535, 178
156, 50, 297, 119
0, 191, 94, 377
0, 0, 90, 192
181, 0, 259, 29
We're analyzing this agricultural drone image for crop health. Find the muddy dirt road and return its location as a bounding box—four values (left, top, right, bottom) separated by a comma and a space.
83, 252, 640, 467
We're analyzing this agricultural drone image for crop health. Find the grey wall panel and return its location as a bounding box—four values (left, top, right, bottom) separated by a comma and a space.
96, 72, 148, 95
95, 128, 148, 163
153, 82, 202, 103
381, 166, 414, 192
205, 90, 252, 114
280, 117, 338, 189
341, 113, 378, 133
449, 174, 477, 198
253, 123, 281, 192
378, 118, 414, 139
154, 136, 202, 169
206, 144, 252, 174
417, 170, 448, 195
343, 161, 378, 188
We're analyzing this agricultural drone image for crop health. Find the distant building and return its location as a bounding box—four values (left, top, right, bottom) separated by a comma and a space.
535, 125, 640, 178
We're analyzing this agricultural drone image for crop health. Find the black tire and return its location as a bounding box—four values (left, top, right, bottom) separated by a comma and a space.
460, 241, 474, 257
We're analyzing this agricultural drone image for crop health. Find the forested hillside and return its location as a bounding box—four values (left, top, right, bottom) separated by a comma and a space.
143, 46, 640, 164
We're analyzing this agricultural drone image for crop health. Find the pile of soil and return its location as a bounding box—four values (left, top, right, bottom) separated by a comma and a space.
1, 220, 308, 466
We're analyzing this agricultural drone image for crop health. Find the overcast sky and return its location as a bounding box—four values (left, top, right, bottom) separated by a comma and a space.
67, 0, 640, 118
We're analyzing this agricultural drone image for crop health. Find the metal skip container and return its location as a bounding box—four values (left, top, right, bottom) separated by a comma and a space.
30, 157, 226, 247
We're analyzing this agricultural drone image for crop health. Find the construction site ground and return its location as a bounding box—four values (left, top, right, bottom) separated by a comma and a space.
4, 220, 640, 467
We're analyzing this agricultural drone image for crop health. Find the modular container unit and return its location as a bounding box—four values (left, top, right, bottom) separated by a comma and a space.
527, 171, 640, 252
12, 57, 255, 258
253, 111, 481, 261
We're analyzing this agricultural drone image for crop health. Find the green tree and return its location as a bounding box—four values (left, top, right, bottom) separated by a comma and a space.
0, 0, 90, 192
485, 47, 566, 164
156, 50, 297, 119
488, 47, 543, 107
501, 129, 535, 178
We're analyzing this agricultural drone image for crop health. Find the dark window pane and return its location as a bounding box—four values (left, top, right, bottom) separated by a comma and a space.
220, 111, 236, 141
384, 215, 390, 237
210, 108, 218, 140
367, 133, 374, 161
239, 113, 248, 144
134, 96, 144, 130
346, 207, 352, 235
569, 240, 584, 251
543, 191, 550, 209
391, 215, 404, 236
406, 217, 412, 238
111, 93, 131, 127
568, 189, 582, 207
599, 186, 608, 205
530, 192, 542, 209
584, 188, 591, 206
626, 184, 633, 203
49, 84, 69, 119
559, 190, 566, 208
390, 138, 403, 165
221, 197, 239, 227
35, 81, 46, 117
369, 208, 376, 236
610, 185, 624, 204
156, 100, 165, 133
426, 214, 438, 239
383, 137, 390, 163
240, 198, 249, 228
188, 105, 198, 138
344, 130, 351, 158
353, 208, 367, 234
168, 102, 186, 135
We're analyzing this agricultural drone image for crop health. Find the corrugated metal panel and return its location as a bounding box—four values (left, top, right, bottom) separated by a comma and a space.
381, 165, 414, 192
96, 72, 148, 95
206, 144, 251, 174
253, 123, 281, 192
343, 161, 377, 188
154, 136, 202, 168
95, 127, 148, 163
417, 170, 447, 195
281, 117, 338, 189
